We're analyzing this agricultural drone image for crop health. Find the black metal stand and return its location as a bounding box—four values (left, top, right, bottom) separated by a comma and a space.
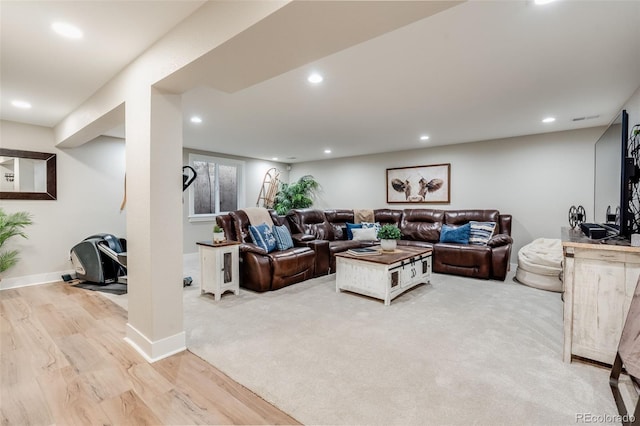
610, 352, 640, 426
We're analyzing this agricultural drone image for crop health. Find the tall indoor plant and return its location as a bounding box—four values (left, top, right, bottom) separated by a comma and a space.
274, 175, 319, 215
0, 209, 33, 274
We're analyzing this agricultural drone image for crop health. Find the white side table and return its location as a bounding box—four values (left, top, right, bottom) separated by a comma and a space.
197, 241, 240, 301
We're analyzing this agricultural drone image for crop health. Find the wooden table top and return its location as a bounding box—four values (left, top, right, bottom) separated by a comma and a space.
335, 245, 432, 265
561, 227, 640, 253
196, 240, 241, 248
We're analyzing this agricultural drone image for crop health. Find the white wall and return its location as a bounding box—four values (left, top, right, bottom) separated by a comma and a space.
0, 120, 126, 288
182, 148, 289, 253
0, 122, 291, 286
623, 86, 640, 132
290, 127, 605, 262
6, 85, 636, 283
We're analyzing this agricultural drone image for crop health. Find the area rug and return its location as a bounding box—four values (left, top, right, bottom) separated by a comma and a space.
73, 282, 127, 295
180, 272, 626, 426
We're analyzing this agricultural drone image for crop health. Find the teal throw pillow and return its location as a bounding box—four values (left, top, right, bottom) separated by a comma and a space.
272, 224, 294, 251
439, 223, 471, 244
249, 223, 277, 252
468, 221, 497, 245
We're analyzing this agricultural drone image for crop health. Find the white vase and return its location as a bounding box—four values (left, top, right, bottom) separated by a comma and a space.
380, 239, 397, 251
213, 232, 225, 243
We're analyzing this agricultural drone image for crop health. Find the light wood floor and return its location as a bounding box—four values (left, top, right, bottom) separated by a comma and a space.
0, 282, 299, 425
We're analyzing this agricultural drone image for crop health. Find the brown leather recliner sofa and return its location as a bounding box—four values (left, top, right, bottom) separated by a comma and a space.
216, 210, 317, 292
287, 208, 513, 281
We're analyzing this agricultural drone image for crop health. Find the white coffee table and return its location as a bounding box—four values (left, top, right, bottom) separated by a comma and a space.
335, 246, 432, 306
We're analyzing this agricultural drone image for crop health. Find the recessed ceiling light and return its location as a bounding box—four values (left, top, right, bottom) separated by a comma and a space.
420, 135, 430, 141
534, 0, 555, 5
324, 149, 332, 154
11, 100, 32, 109
272, 157, 279, 161
308, 73, 323, 84
51, 22, 83, 39
542, 117, 556, 123
190, 116, 202, 124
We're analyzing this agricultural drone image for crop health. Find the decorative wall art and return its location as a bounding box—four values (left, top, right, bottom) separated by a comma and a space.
386, 163, 450, 204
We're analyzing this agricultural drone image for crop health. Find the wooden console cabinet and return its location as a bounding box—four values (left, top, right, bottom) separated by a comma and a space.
562, 228, 640, 364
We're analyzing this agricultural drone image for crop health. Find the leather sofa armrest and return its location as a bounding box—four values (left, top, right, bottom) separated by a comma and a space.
239, 242, 268, 255
291, 233, 316, 243
295, 238, 330, 276
487, 233, 513, 248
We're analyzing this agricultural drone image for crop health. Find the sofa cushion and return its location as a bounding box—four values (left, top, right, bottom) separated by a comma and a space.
325, 209, 354, 240
346, 222, 362, 240
352, 227, 378, 241
433, 243, 492, 278
374, 209, 403, 226
361, 221, 381, 236
400, 209, 444, 243
272, 224, 294, 250
330, 240, 369, 255
439, 223, 471, 244
469, 221, 496, 245
249, 223, 277, 253
397, 240, 433, 249
287, 209, 333, 240
444, 210, 499, 226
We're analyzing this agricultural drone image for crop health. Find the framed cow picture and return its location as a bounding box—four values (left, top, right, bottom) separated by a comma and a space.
386, 163, 450, 204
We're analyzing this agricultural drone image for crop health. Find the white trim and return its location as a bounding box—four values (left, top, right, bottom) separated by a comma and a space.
125, 323, 186, 363
0, 269, 75, 290
187, 214, 216, 223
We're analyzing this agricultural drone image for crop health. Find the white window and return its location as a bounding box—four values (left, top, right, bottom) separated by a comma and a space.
188, 153, 245, 221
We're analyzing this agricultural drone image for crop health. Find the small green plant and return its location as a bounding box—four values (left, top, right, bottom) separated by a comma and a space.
0, 209, 33, 274
377, 224, 402, 240
213, 224, 223, 233
273, 175, 319, 215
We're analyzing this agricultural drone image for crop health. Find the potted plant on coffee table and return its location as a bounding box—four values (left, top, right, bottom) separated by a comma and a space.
377, 224, 401, 252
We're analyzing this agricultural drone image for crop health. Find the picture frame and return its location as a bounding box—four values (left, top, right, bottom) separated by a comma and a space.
386, 163, 450, 204
0, 148, 57, 200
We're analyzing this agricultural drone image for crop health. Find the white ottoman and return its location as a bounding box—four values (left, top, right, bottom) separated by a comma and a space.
515, 238, 563, 292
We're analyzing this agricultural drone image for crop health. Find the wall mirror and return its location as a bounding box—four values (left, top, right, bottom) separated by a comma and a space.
0, 149, 57, 200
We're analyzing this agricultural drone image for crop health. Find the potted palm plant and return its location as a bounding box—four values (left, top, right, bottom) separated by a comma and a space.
273, 175, 319, 215
0, 209, 33, 274
377, 224, 402, 252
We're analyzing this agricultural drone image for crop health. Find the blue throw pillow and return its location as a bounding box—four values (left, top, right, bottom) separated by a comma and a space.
249, 223, 277, 252
439, 223, 471, 244
346, 222, 363, 240
469, 221, 497, 245
272, 224, 294, 251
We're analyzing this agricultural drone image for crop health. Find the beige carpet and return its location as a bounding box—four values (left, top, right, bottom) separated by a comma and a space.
106, 264, 636, 425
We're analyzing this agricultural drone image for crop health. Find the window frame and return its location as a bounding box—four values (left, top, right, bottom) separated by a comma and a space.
187, 153, 245, 222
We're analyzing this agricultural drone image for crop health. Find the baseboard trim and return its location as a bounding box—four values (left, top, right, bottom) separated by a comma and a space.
125, 323, 186, 363
0, 269, 74, 290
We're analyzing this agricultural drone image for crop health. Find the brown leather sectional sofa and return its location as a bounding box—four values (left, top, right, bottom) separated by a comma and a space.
217, 208, 513, 292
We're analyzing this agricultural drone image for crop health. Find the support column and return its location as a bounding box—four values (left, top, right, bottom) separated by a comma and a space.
124, 86, 185, 362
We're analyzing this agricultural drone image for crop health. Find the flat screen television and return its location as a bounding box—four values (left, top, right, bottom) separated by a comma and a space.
594, 109, 635, 239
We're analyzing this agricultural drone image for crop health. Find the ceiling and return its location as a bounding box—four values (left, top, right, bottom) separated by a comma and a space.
2, 1, 640, 163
